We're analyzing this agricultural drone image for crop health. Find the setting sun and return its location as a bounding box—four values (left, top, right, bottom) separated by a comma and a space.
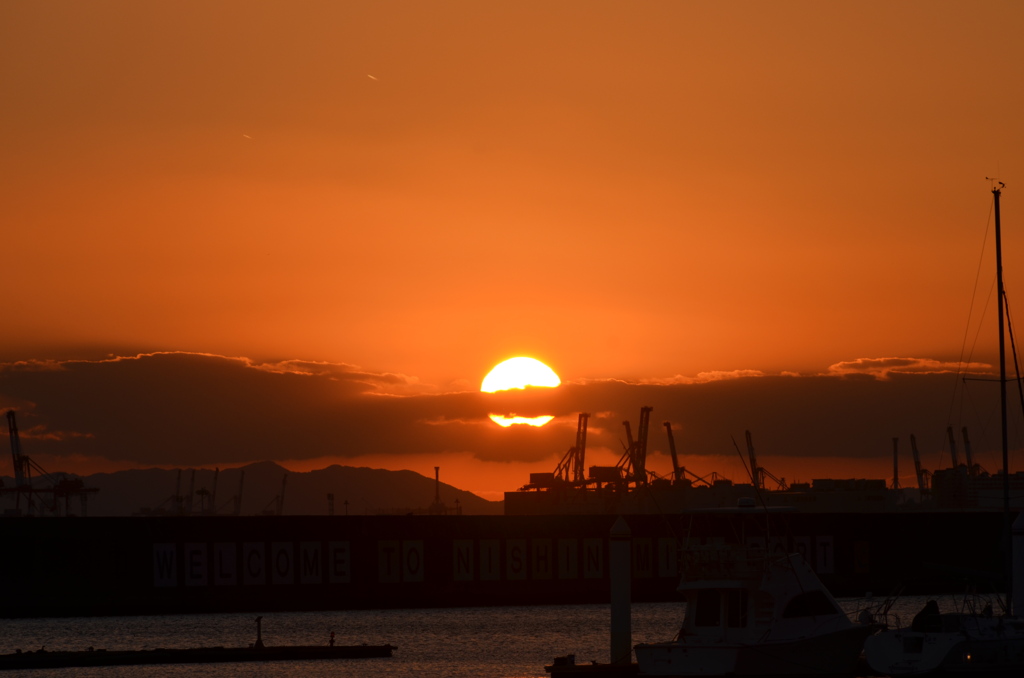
481, 357, 561, 392
481, 357, 560, 427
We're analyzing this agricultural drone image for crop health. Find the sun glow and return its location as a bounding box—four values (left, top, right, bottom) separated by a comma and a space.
481, 357, 560, 427
488, 414, 556, 428
481, 357, 561, 392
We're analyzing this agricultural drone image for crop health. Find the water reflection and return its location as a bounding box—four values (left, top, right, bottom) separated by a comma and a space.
0, 596, 956, 678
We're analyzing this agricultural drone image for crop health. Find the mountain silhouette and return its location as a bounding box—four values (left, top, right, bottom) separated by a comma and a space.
0, 462, 502, 516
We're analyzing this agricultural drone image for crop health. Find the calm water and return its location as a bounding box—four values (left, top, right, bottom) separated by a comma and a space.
0, 595, 988, 677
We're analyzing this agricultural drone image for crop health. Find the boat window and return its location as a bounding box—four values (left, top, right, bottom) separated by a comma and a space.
726, 589, 748, 628
693, 589, 721, 627
902, 636, 924, 654
781, 591, 839, 618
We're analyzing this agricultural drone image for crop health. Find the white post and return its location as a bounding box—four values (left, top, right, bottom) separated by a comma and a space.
610, 515, 632, 664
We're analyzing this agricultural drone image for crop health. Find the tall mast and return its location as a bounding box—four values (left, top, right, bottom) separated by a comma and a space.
993, 183, 1011, 611
994, 184, 1008, 516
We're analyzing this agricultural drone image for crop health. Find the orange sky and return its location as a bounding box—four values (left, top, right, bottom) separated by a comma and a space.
3, 2, 1024, 502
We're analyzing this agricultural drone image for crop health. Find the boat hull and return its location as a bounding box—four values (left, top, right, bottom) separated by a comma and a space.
865, 627, 1024, 676
634, 625, 876, 677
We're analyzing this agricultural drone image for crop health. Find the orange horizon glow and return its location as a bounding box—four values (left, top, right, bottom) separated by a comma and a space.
17, 449, 909, 505
4, 3, 1023, 500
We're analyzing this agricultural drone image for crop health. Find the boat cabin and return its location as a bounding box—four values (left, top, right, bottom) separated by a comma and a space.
677, 549, 852, 643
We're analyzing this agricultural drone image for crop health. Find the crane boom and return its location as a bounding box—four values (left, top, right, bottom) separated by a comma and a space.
946, 426, 961, 468
6, 410, 26, 487
910, 434, 927, 491
664, 422, 681, 481
745, 430, 760, 490
555, 413, 590, 483
573, 413, 589, 483
962, 426, 975, 477
634, 407, 652, 484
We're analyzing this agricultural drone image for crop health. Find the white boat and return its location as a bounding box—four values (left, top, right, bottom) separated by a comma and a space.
863, 184, 1024, 676
863, 593, 1024, 676
633, 544, 879, 676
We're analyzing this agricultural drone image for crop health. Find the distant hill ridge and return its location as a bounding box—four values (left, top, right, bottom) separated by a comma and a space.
0, 462, 503, 516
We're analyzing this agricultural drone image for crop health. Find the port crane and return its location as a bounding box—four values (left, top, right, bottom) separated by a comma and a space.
215, 469, 245, 516
743, 430, 788, 491
262, 473, 287, 515
209, 471, 245, 518
909, 434, 931, 493
664, 421, 682, 481
3, 410, 98, 516
660, 421, 724, 487
553, 413, 589, 484
616, 406, 652, 486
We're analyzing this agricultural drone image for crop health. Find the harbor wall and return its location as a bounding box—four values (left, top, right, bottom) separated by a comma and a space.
0, 511, 1010, 618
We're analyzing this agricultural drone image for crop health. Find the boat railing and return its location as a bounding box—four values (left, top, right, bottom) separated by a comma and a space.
857, 608, 901, 630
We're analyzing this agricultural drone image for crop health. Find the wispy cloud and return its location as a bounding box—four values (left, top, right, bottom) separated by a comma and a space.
826, 357, 990, 379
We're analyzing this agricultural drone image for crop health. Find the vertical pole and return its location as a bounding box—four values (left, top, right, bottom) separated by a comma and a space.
610, 516, 632, 665
995, 186, 1008, 509
994, 184, 1012, 607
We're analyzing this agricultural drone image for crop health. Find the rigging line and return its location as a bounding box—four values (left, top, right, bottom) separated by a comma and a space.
1003, 292, 1024, 457
950, 284, 999, 468
960, 382, 994, 472
949, 198, 997, 427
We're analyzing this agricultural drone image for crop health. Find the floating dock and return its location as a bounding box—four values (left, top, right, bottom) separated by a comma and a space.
0, 643, 396, 670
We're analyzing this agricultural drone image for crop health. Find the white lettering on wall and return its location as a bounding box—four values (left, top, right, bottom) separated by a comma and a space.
243, 542, 265, 585
272, 543, 293, 585
583, 538, 603, 579
793, 536, 812, 562
378, 540, 400, 583
328, 542, 351, 584
184, 543, 207, 586
214, 543, 237, 586
300, 542, 321, 585
454, 540, 474, 581
532, 539, 553, 580
632, 538, 653, 578
480, 539, 500, 581
403, 541, 424, 582
153, 544, 176, 587
558, 539, 578, 580
506, 539, 527, 580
